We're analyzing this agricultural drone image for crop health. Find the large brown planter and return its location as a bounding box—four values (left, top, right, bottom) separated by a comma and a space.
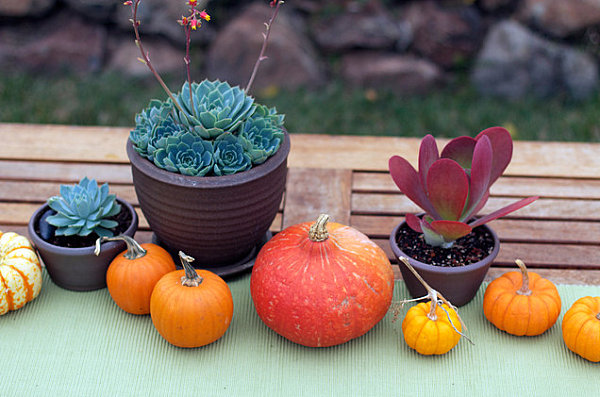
28, 199, 139, 291
126, 131, 290, 276
389, 220, 500, 306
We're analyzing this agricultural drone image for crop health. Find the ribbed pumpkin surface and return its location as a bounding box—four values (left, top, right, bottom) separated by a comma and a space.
0, 231, 43, 315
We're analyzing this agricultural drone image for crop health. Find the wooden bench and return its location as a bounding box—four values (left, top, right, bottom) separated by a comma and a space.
1, 123, 599, 284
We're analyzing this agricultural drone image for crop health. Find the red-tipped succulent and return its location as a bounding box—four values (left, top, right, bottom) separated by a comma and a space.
389, 127, 538, 248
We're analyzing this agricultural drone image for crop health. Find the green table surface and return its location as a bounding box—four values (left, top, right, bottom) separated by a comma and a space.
2, 270, 599, 396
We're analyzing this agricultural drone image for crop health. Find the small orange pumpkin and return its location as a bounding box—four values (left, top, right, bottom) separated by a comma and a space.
483, 259, 561, 336
0, 231, 43, 315
150, 252, 233, 348
95, 236, 176, 315
398, 257, 465, 355
562, 296, 600, 362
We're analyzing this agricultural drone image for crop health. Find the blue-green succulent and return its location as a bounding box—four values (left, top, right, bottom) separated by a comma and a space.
45, 177, 121, 238
130, 79, 285, 177
173, 80, 256, 139
153, 132, 214, 176
213, 133, 252, 176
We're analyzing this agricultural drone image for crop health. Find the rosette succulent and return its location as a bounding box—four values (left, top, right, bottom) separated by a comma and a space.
213, 133, 252, 176
45, 177, 121, 238
173, 80, 256, 139
389, 127, 538, 248
240, 105, 285, 165
130, 80, 285, 177
153, 132, 214, 176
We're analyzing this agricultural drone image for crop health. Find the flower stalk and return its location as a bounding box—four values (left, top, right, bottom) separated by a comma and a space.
246, 0, 284, 94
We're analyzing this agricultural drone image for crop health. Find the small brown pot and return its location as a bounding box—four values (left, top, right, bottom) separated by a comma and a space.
28, 199, 139, 291
389, 220, 500, 306
126, 131, 290, 275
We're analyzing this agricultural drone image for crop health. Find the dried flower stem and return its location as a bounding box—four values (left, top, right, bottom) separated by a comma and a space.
183, 22, 195, 116
128, 0, 185, 114
245, 0, 284, 94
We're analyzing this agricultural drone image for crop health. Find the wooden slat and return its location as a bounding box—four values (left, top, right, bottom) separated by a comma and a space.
351, 215, 600, 245
0, 160, 133, 183
0, 181, 139, 205
3, 123, 600, 178
282, 168, 352, 228
486, 267, 600, 285
353, 172, 600, 199
352, 193, 600, 220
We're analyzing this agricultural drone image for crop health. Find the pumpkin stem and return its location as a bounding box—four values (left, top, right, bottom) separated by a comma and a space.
427, 291, 439, 321
178, 251, 203, 287
94, 235, 147, 260
308, 214, 330, 242
596, 312, 600, 321
515, 259, 532, 296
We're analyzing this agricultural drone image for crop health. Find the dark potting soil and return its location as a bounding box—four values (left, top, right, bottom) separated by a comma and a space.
396, 221, 495, 267
35, 205, 133, 248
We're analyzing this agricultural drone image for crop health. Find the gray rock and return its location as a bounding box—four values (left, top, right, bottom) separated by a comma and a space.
517, 0, 600, 38
401, 0, 483, 69
0, 11, 105, 74
312, 10, 405, 52
471, 20, 598, 100
341, 52, 443, 95
205, 3, 325, 92
63, 0, 117, 21
106, 35, 185, 78
0, 0, 55, 17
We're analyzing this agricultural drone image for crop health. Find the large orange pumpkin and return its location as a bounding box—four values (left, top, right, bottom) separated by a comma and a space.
96, 236, 176, 315
562, 296, 600, 362
0, 231, 43, 315
251, 214, 394, 347
150, 252, 233, 348
483, 259, 561, 336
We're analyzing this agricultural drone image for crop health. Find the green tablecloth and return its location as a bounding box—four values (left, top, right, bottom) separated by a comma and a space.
2, 270, 599, 396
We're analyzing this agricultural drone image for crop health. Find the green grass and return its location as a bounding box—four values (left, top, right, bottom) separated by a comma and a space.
1, 71, 599, 142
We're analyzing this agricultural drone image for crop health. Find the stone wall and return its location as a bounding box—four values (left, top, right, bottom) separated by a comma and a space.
1, 0, 599, 99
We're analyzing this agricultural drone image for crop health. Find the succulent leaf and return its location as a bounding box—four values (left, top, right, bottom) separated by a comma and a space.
418, 134, 440, 191
240, 111, 284, 165
153, 132, 214, 177
469, 196, 539, 228
389, 155, 440, 219
426, 159, 469, 221
440, 136, 477, 170
45, 177, 121, 238
461, 135, 493, 221
475, 126, 513, 185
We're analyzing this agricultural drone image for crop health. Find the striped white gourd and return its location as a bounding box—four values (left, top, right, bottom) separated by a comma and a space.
0, 231, 43, 315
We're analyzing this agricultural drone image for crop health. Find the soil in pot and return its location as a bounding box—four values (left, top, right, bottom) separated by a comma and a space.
395, 222, 495, 267
35, 205, 133, 248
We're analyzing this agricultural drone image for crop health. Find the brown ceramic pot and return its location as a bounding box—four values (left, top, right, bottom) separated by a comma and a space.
28, 199, 139, 291
126, 131, 290, 274
389, 220, 499, 306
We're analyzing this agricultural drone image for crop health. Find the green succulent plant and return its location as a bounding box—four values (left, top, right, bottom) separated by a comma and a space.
173, 80, 256, 139
153, 132, 214, 176
213, 133, 252, 176
130, 79, 285, 177
240, 107, 285, 165
45, 177, 121, 238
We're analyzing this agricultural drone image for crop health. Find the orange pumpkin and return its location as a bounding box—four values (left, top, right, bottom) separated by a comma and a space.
483, 259, 561, 336
150, 252, 233, 348
402, 301, 462, 355
95, 236, 176, 315
251, 214, 394, 347
397, 256, 465, 355
562, 296, 600, 362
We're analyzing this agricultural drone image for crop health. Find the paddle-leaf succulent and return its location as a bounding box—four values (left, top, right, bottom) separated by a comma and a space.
389, 127, 538, 247
46, 177, 121, 238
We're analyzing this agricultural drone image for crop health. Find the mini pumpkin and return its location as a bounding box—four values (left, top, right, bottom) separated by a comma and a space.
483, 259, 561, 336
562, 296, 600, 362
398, 257, 465, 355
0, 230, 43, 315
150, 252, 233, 348
95, 236, 176, 315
